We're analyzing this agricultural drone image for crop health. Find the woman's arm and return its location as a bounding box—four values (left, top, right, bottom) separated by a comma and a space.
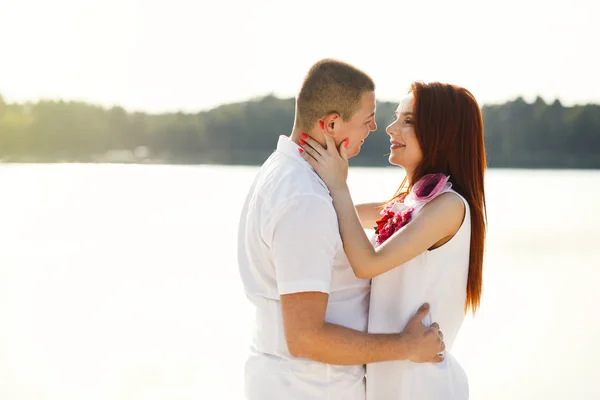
297, 133, 464, 279
355, 202, 383, 229
330, 186, 465, 278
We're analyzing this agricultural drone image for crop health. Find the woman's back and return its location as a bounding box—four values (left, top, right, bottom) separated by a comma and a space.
367, 189, 471, 399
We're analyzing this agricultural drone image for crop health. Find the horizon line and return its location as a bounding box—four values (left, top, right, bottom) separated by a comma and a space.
0, 93, 595, 115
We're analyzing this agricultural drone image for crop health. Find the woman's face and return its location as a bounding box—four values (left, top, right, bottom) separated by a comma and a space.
386, 93, 423, 175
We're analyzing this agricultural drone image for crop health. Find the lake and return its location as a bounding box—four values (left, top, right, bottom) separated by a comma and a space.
0, 164, 599, 399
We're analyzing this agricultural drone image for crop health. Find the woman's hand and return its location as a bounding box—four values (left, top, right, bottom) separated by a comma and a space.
298, 133, 350, 192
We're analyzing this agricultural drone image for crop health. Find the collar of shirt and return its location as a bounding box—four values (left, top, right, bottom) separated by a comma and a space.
276, 135, 328, 191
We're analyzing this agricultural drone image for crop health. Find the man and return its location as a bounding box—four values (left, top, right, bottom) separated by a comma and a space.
237, 59, 444, 399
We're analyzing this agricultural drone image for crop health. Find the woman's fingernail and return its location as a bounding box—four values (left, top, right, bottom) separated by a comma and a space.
300, 133, 308, 139
345, 138, 350, 148
299, 139, 305, 145
319, 121, 325, 129
298, 148, 304, 154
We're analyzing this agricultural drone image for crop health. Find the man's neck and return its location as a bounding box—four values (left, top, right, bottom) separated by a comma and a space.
290, 126, 326, 147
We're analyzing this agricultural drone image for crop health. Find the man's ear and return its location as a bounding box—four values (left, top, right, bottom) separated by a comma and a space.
321, 113, 341, 133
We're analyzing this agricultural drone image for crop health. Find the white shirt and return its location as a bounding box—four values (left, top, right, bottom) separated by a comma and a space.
238, 136, 371, 400
366, 189, 471, 400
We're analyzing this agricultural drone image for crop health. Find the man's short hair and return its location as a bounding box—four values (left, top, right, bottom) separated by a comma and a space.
296, 59, 375, 131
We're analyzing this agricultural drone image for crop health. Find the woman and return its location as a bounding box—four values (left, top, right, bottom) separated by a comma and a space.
298, 81, 486, 399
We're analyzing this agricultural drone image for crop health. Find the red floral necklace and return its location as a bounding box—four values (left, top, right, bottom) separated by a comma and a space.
374, 174, 451, 246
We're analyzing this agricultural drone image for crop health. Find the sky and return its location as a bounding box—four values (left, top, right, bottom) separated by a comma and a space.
0, 0, 598, 113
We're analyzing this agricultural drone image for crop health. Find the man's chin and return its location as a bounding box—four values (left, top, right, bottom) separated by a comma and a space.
347, 148, 361, 159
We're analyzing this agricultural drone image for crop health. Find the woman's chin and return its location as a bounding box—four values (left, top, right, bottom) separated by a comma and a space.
388, 154, 403, 167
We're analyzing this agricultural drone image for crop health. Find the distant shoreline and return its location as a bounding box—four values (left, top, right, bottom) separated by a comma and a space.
1, 160, 598, 171
1, 95, 599, 170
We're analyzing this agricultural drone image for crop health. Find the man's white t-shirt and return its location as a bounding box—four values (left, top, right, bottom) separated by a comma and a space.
237, 135, 371, 400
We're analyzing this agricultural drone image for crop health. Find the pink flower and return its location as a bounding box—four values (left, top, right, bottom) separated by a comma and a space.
404, 174, 452, 210
412, 173, 451, 201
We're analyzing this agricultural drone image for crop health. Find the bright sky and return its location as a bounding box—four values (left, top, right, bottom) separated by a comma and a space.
0, 0, 598, 113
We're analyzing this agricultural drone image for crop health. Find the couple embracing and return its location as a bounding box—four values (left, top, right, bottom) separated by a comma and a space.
237, 58, 486, 399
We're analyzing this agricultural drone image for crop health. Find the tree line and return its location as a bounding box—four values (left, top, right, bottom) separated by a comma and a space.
0, 94, 598, 168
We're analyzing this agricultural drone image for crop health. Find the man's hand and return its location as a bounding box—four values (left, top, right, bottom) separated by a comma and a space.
402, 303, 445, 363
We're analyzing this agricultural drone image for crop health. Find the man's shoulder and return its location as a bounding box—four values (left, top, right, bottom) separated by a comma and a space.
250, 157, 337, 238
258, 153, 332, 205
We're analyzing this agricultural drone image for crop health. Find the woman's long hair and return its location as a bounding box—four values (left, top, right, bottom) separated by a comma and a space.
392, 81, 487, 314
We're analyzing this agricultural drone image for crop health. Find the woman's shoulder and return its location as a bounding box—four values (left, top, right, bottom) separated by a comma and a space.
437, 189, 470, 221
419, 191, 466, 228
425, 190, 471, 253
431, 190, 468, 211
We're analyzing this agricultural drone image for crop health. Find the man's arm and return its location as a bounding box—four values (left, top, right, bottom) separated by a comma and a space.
281, 292, 443, 365
270, 194, 443, 365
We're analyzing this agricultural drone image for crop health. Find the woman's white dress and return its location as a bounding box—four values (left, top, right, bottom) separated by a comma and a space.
366, 188, 471, 400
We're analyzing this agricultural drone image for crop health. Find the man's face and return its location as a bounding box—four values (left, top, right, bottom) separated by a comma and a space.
333, 91, 377, 158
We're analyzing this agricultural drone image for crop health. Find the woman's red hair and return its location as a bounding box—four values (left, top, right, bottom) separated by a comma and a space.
392, 82, 487, 314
